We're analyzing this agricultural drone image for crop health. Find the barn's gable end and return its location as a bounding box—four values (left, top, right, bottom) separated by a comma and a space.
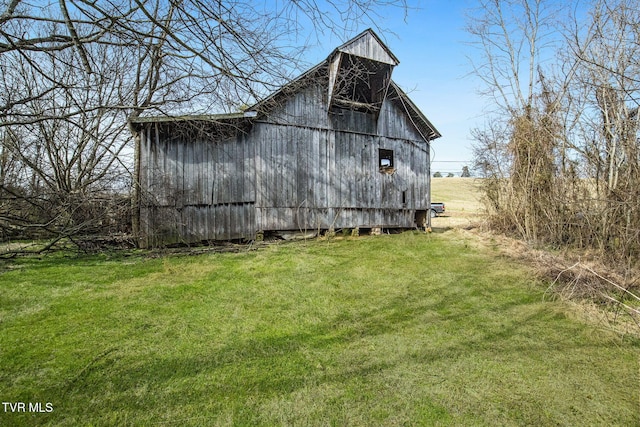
335, 29, 399, 65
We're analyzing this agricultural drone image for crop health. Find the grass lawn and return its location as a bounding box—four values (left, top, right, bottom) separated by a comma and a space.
1, 231, 638, 426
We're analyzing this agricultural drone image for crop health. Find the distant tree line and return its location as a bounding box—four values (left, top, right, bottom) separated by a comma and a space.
432, 167, 471, 178
468, 0, 640, 269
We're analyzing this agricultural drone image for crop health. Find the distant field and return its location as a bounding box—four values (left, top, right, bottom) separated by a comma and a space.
431, 177, 483, 227
1, 232, 638, 426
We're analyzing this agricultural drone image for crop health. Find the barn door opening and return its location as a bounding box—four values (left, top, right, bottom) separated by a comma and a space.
415, 210, 428, 229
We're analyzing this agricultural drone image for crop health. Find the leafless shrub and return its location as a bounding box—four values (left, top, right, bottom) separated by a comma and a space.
545, 261, 640, 334
468, 0, 640, 270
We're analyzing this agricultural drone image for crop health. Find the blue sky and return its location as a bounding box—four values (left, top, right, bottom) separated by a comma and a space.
388, 0, 482, 175
300, 0, 484, 176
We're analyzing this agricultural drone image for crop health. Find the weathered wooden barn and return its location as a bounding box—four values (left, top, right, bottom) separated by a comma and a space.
131, 29, 441, 247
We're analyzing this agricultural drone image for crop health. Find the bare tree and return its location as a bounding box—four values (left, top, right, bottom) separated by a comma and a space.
0, 42, 132, 246
467, 0, 565, 241
0, 0, 408, 251
1, 0, 409, 118
466, 0, 562, 113
469, 0, 640, 263
562, 0, 640, 262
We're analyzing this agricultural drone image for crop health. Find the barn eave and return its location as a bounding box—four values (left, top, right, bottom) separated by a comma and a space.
129, 111, 257, 127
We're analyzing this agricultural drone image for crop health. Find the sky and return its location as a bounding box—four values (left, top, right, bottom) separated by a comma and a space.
387, 0, 483, 176
299, 0, 486, 176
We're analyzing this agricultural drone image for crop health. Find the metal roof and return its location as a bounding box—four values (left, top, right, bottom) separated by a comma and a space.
129, 112, 256, 124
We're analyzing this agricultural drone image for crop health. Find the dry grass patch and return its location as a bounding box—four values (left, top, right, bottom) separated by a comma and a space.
431, 177, 484, 229
431, 177, 483, 215
432, 176, 640, 336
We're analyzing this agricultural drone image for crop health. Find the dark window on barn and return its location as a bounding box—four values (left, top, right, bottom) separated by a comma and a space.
379, 149, 394, 169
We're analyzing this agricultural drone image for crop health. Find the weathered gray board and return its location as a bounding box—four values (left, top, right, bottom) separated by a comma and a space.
137, 84, 430, 246
336, 30, 399, 66
252, 80, 430, 234
137, 124, 257, 246
134, 30, 438, 247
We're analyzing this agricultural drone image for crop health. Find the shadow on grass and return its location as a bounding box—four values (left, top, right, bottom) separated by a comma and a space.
431, 226, 453, 233
5, 233, 639, 426
57, 290, 610, 412
50, 290, 442, 421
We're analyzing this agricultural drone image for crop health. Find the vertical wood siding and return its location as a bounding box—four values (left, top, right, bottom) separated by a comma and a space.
253, 80, 430, 233
338, 33, 397, 65
138, 124, 256, 246
138, 72, 432, 246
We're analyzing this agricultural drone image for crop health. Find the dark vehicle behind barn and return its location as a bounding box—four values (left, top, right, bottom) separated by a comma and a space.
431, 203, 445, 217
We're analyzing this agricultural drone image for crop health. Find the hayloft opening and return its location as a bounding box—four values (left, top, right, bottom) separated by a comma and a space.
329, 53, 393, 115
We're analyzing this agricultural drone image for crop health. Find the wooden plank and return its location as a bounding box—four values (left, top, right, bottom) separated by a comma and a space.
211, 139, 219, 205
205, 137, 213, 206
254, 124, 264, 210
317, 130, 327, 210
176, 135, 186, 207
295, 128, 308, 213
216, 204, 225, 240
197, 206, 205, 241
269, 126, 278, 207
328, 131, 336, 209
165, 135, 176, 207
237, 135, 245, 202
153, 129, 164, 205
348, 133, 356, 207
350, 133, 359, 207
374, 136, 382, 209
223, 138, 232, 204
309, 130, 320, 209
196, 138, 206, 204
222, 138, 231, 204
285, 128, 296, 207
338, 31, 396, 65
228, 137, 237, 204
335, 132, 344, 209
283, 127, 291, 208
254, 127, 265, 232
243, 133, 256, 202
246, 203, 256, 238
340, 133, 349, 208
206, 204, 214, 240
367, 136, 375, 207
277, 129, 286, 225
354, 134, 363, 208
218, 138, 227, 204
185, 138, 194, 205
235, 136, 244, 203
265, 127, 275, 207
269, 127, 278, 208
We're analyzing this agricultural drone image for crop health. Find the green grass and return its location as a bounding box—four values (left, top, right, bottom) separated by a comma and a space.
1, 232, 638, 426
